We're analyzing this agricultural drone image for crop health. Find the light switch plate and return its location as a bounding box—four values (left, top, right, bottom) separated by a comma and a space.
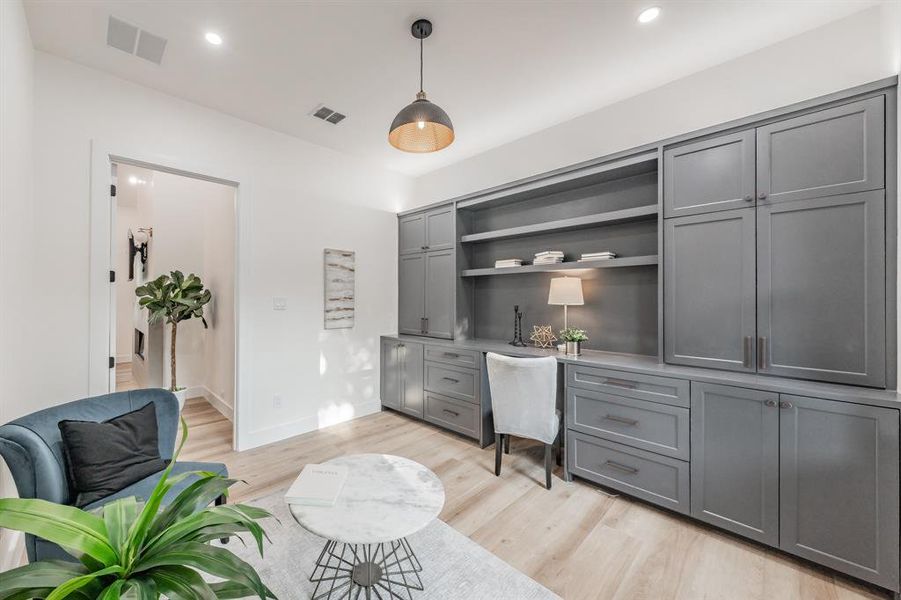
273, 297, 287, 311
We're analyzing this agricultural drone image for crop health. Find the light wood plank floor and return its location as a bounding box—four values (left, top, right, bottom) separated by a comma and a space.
179, 398, 887, 600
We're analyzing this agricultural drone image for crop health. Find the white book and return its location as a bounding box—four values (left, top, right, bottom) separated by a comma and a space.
285, 464, 349, 507
535, 251, 564, 258
582, 252, 616, 257
578, 256, 615, 262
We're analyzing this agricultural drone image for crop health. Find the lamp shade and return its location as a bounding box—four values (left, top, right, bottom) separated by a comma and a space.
388, 92, 455, 153
548, 277, 584, 306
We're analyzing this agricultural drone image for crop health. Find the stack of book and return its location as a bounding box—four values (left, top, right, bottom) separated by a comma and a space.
533, 251, 564, 265
579, 251, 617, 262
495, 258, 523, 268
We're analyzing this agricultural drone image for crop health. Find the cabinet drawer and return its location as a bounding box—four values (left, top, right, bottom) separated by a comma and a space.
424, 362, 479, 404
567, 365, 689, 408
568, 431, 689, 514
424, 346, 480, 370
424, 392, 479, 439
568, 388, 689, 460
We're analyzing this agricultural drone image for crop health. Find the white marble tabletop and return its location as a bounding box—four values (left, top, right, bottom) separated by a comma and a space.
288, 454, 446, 545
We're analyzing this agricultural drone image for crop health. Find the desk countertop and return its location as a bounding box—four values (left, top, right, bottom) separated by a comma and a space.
383, 334, 901, 410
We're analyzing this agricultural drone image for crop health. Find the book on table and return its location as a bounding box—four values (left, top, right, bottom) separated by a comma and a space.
285, 464, 349, 507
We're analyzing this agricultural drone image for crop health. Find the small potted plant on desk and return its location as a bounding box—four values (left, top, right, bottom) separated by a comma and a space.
136, 270, 211, 411
559, 327, 588, 356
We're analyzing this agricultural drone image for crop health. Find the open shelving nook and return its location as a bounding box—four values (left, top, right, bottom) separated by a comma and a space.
455, 150, 661, 357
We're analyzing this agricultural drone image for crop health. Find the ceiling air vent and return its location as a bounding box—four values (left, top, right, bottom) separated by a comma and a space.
107, 16, 167, 65
311, 105, 347, 125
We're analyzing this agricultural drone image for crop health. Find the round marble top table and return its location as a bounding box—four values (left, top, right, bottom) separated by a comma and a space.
289, 453, 445, 544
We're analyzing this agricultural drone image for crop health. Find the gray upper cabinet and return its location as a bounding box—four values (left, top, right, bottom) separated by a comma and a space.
399, 213, 426, 255
664, 209, 756, 372
691, 383, 779, 545
756, 97, 884, 205
779, 395, 899, 590
757, 190, 885, 387
663, 130, 755, 218
425, 206, 455, 251
398, 254, 426, 335
424, 249, 455, 339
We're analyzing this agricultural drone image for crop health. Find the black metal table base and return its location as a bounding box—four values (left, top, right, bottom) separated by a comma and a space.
310, 538, 424, 600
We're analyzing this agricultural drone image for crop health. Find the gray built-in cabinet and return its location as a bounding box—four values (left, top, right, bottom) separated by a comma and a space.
398, 205, 455, 338
664, 96, 888, 387
379, 338, 423, 418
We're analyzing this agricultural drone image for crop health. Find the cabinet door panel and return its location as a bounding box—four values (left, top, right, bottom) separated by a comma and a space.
424, 249, 455, 339
399, 213, 426, 255
664, 209, 756, 372
757, 96, 884, 205
400, 341, 424, 418
398, 254, 425, 335
780, 395, 899, 590
663, 130, 755, 217
425, 206, 454, 251
380, 340, 401, 409
690, 383, 779, 545
757, 190, 885, 386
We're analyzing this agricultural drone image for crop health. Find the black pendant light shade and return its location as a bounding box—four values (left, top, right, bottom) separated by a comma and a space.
389, 19, 454, 153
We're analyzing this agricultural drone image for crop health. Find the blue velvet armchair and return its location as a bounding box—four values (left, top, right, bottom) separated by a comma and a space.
0, 388, 228, 563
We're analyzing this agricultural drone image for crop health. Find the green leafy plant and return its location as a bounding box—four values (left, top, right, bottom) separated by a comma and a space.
559, 327, 589, 343
135, 271, 212, 392
0, 420, 276, 599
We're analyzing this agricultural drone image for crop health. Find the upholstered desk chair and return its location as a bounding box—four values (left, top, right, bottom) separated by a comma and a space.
486, 352, 561, 489
0, 388, 228, 563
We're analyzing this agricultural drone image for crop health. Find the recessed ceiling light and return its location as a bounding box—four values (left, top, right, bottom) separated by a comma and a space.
638, 7, 661, 23
205, 32, 223, 45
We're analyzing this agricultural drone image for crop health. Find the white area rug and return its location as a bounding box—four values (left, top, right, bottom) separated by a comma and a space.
216, 491, 561, 600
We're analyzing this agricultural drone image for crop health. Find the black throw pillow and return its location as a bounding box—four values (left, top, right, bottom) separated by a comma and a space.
58, 402, 168, 507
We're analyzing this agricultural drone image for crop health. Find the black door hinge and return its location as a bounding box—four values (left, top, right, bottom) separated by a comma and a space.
110, 184, 117, 197
109, 270, 116, 283
109, 356, 115, 369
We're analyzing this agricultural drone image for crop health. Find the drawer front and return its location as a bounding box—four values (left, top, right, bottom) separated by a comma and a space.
424, 392, 479, 439
568, 431, 690, 514
568, 388, 689, 460
424, 362, 479, 403
424, 346, 481, 370
567, 364, 689, 408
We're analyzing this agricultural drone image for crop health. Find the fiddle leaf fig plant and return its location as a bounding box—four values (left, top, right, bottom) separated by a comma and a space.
559, 327, 589, 343
0, 420, 276, 599
135, 271, 211, 392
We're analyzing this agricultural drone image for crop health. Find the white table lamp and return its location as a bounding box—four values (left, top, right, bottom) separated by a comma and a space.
548, 277, 584, 330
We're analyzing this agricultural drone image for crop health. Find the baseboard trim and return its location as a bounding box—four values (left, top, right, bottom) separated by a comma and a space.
241, 399, 382, 451
115, 355, 132, 365
202, 387, 234, 421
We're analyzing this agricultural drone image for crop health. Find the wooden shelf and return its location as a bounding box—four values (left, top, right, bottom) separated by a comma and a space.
460, 205, 658, 244
461, 255, 659, 277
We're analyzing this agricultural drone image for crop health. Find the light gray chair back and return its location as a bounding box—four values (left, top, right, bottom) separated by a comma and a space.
486, 353, 558, 444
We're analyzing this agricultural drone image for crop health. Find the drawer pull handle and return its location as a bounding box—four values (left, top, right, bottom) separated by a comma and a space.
604, 378, 637, 389
442, 408, 460, 417
603, 414, 639, 426
442, 377, 460, 384
604, 460, 639, 475
443, 352, 460, 358
779, 400, 793, 410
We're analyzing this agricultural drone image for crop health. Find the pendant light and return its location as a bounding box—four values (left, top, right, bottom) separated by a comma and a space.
388, 19, 454, 153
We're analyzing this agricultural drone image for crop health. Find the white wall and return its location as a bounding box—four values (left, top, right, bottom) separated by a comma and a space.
410, 4, 901, 206
0, 0, 34, 571
31, 51, 409, 449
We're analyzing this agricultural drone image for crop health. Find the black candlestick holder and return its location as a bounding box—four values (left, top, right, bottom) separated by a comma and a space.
509, 305, 526, 347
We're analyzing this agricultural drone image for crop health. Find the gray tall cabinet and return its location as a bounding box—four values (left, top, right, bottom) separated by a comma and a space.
664, 95, 887, 387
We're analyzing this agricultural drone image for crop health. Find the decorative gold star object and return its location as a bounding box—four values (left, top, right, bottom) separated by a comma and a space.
530, 325, 557, 349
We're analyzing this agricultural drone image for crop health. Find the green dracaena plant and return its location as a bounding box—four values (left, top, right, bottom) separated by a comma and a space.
0, 419, 277, 600
135, 271, 212, 392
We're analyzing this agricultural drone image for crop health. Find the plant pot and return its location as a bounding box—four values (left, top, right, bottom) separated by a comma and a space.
565, 341, 582, 356
172, 388, 187, 412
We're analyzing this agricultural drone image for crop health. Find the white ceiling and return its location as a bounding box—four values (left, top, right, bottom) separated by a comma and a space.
24, 1, 882, 177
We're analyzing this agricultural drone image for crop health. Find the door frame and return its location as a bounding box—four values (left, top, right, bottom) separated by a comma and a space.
89, 139, 252, 451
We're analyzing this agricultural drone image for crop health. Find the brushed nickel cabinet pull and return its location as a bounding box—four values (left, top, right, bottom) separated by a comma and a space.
604, 460, 639, 475
764, 399, 777, 408
743, 336, 753, 368
758, 191, 768, 200
743, 194, 753, 202
604, 378, 637, 389
603, 414, 639, 426
442, 377, 459, 384
758, 337, 768, 370
779, 400, 793, 409
443, 352, 459, 358
442, 408, 459, 417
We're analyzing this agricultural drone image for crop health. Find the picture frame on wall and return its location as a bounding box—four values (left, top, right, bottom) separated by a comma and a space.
323, 248, 355, 329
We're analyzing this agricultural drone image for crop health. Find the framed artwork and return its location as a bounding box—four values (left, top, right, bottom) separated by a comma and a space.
324, 248, 355, 329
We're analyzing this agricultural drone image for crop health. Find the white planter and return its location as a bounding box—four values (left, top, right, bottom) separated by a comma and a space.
172, 388, 187, 412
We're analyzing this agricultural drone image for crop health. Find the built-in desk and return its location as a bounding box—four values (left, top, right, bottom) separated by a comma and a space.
380, 334, 901, 594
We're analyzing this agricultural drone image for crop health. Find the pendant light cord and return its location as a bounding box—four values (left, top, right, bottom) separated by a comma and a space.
419, 37, 424, 93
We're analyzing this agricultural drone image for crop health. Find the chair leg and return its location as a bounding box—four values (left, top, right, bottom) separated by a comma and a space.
495, 434, 503, 476
504, 434, 511, 454
544, 444, 553, 490
215, 494, 229, 544
555, 430, 563, 467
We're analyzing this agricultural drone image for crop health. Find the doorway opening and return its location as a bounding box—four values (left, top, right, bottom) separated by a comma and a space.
111, 161, 237, 443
